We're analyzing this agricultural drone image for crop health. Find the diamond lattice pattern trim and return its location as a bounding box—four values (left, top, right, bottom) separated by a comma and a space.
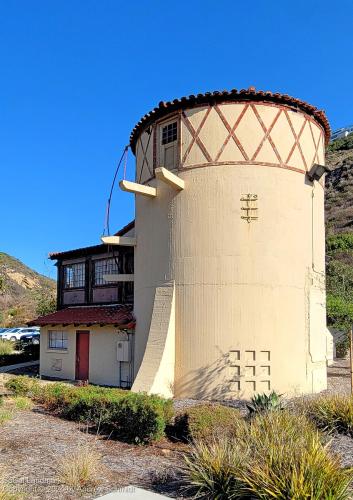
181, 103, 325, 172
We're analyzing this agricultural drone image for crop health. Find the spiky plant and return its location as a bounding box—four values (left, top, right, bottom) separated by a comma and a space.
246, 390, 283, 415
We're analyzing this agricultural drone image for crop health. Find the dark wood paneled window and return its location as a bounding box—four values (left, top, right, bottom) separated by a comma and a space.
162, 122, 177, 144
94, 258, 119, 286
63, 263, 85, 289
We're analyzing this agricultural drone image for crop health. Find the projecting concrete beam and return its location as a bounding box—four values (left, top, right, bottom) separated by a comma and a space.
103, 274, 134, 282
101, 236, 136, 246
155, 167, 185, 190
119, 180, 157, 198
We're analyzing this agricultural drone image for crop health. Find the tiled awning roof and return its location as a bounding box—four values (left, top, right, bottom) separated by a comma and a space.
129, 87, 331, 153
28, 305, 135, 328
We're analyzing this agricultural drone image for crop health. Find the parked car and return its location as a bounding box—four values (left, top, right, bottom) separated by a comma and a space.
20, 333, 40, 345
0, 328, 8, 336
2, 328, 40, 342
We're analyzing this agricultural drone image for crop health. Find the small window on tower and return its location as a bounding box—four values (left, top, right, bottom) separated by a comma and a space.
162, 122, 177, 145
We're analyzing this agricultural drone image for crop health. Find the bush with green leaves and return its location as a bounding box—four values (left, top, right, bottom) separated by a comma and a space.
328, 134, 353, 152
107, 392, 173, 443
5, 375, 40, 397
183, 410, 353, 499
5, 378, 173, 444
172, 404, 243, 442
246, 390, 283, 415
327, 233, 353, 254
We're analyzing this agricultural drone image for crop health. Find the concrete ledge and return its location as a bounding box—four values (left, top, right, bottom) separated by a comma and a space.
119, 180, 157, 198
103, 274, 134, 282
101, 236, 136, 246
155, 167, 185, 190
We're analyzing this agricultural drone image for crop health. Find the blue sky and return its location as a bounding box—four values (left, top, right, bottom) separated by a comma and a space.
1, 0, 353, 278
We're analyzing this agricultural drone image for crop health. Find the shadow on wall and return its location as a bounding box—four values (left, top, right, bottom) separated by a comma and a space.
175, 349, 247, 401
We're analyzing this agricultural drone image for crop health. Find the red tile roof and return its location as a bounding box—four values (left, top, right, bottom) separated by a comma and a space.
28, 305, 135, 328
129, 87, 331, 153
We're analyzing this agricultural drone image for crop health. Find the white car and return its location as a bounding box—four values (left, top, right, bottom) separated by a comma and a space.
2, 328, 39, 342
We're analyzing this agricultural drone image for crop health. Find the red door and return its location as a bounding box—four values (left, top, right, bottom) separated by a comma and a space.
76, 331, 90, 381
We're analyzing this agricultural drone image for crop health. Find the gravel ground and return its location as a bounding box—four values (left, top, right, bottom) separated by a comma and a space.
0, 359, 353, 498
326, 357, 352, 395
0, 405, 187, 499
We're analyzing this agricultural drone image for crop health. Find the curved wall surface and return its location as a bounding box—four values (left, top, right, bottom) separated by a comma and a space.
132, 99, 328, 399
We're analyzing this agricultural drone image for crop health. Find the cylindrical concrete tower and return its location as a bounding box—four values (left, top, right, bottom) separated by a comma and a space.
126, 87, 331, 399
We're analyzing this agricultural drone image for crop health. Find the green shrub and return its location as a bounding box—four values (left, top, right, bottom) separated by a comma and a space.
33, 382, 172, 444
62, 386, 125, 424
327, 233, 353, 253
173, 404, 243, 442
303, 395, 353, 436
327, 294, 353, 333
336, 336, 350, 358
0, 342, 39, 367
247, 390, 284, 415
183, 410, 353, 499
328, 135, 353, 152
5, 375, 39, 397
105, 392, 173, 443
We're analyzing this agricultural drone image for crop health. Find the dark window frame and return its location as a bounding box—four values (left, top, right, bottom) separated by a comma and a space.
93, 257, 121, 287
63, 262, 85, 290
48, 330, 68, 350
161, 121, 177, 145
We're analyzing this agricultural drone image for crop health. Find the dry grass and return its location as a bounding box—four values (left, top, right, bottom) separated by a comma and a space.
0, 409, 12, 426
0, 341, 14, 356
12, 397, 33, 411
57, 445, 101, 489
0, 468, 23, 500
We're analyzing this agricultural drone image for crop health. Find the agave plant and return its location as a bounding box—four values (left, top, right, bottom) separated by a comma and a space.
246, 391, 283, 415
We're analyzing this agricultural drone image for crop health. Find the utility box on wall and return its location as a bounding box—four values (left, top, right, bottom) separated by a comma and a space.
117, 340, 130, 362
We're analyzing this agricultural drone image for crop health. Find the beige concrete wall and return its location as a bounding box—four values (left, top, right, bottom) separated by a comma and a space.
132, 281, 175, 398
133, 101, 327, 399
40, 327, 76, 380
89, 327, 132, 387
40, 326, 132, 387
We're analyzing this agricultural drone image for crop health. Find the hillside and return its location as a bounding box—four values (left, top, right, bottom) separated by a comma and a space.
326, 134, 353, 234
0, 253, 56, 327
324, 135, 353, 351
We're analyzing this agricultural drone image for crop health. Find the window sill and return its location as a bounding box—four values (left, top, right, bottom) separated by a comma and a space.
46, 349, 68, 354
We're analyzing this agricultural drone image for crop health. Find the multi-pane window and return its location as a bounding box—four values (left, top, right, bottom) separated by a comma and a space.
94, 258, 119, 285
48, 330, 68, 350
63, 263, 85, 289
162, 122, 177, 145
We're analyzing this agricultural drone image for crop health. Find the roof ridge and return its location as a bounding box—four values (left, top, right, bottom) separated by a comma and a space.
129, 87, 330, 152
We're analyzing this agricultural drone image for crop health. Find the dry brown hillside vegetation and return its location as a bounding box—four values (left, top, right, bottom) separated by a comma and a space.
0, 253, 56, 327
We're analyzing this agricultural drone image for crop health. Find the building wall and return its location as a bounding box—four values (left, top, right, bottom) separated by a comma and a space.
40, 327, 76, 380
40, 326, 132, 387
133, 100, 327, 399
